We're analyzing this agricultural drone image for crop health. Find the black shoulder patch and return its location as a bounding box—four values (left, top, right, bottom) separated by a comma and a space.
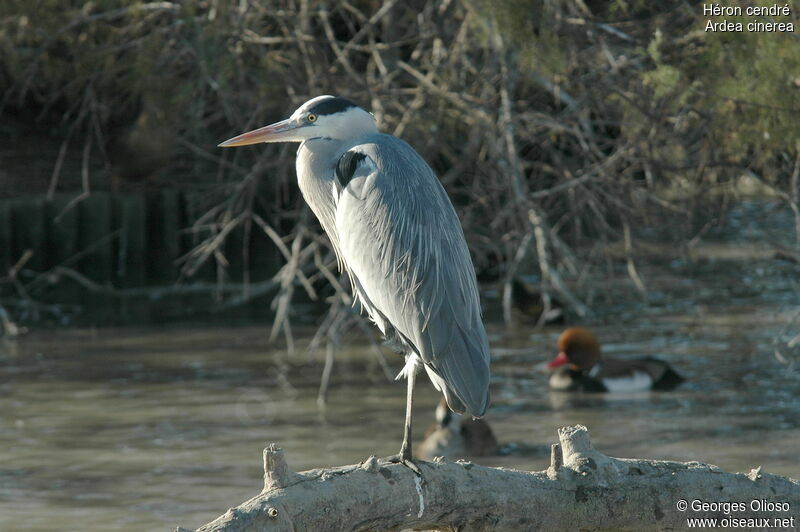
310, 97, 357, 116
336, 151, 367, 187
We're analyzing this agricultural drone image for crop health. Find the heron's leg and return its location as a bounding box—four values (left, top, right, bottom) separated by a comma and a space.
382, 363, 422, 476
399, 365, 416, 460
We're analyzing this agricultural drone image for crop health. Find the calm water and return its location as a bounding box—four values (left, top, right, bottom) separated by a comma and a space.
1, 258, 799, 530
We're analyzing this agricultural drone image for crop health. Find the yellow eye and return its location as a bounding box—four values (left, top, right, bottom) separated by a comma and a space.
307, 114, 317, 123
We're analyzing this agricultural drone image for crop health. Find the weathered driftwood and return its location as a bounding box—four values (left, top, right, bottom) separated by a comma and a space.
187, 426, 799, 531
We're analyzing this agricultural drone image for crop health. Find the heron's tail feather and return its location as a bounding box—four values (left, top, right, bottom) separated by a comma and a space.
427, 323, 490, 418
423, 364, 467, 414
442, 385, 467, 415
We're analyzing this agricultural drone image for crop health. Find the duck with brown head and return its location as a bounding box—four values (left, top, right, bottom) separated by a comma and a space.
546, 327, 684, 392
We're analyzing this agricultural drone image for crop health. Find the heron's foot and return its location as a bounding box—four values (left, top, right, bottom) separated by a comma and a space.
380, 452, 422, 477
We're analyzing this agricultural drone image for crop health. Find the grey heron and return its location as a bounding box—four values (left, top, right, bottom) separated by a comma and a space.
219, 95, 491, 472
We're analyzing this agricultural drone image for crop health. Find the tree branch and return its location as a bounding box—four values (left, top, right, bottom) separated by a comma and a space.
187, 425, 799, 531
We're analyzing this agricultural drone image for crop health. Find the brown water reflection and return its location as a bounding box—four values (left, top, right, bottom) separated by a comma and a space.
1, 299, 799, 530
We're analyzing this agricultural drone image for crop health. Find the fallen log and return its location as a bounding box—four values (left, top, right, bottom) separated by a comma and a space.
185, 425, 799, 531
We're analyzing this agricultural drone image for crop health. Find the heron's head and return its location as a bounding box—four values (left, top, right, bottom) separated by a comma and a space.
218, 95, 377, 147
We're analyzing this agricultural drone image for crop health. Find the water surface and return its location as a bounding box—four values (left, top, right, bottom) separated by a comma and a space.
1, 298, 799, 530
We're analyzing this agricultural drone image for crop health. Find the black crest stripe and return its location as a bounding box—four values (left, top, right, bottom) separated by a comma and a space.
336, 151, 367, 188
310, 97, 357, 116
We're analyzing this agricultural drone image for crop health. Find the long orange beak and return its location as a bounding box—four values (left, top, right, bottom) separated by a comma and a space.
546, 352, 570, 369
218, 118, 297, 147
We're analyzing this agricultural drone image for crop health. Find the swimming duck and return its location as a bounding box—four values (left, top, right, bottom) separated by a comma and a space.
546, 327, 684, 392
417, 399, 498, 460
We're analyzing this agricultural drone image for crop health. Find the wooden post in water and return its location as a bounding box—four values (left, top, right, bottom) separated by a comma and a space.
225, 216, 244, 284
146, 189, 180, 285
11, 197, 47, 272
0, 201, 11, 276
47, 195, 81, 302
182, 191, 215, 282
116, 193, 147, 288
48, 196, 80, 266
250, 202, 280, 283
79, 192, 113, 284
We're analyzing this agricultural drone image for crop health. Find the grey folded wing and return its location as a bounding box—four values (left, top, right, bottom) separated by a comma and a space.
333, 136, 490, 416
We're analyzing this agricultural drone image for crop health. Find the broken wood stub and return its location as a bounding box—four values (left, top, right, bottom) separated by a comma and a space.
263, 444, 296, 492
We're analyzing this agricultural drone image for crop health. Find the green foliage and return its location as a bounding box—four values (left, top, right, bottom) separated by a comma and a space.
642, 64, 682, 101
696, 10, 800, 161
